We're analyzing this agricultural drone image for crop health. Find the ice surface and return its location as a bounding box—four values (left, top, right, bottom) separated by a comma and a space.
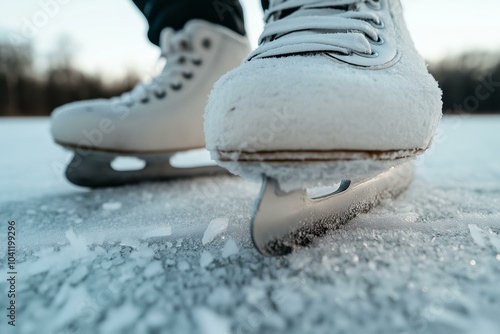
0, 118, 83, 202
0, 116, 500, 334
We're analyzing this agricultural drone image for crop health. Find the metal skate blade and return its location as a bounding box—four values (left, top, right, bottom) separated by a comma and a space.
251, 162, 414, 256
65, 150, 228, 188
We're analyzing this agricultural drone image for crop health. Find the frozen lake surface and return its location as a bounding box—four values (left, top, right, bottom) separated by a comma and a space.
0, 116, 499, 334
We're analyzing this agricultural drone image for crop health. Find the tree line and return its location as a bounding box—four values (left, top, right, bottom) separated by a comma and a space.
0, 41, 138, 116
429, 52, 500, 114
0, 41, 499, 116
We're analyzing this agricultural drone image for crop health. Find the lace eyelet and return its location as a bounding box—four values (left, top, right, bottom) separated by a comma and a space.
180, 40, 190, 50
178, 56, 186, 64
171, 83, 183, 91
354, 50, 379, 58
182, 72, 194, 80
367, 0, 382, 10
371, 18, 384, 29
140, 97, 150, 104
192, 58, 203, 66
202, 38, 211, 49
368, 35, 384, 45
155, 91, 166, 99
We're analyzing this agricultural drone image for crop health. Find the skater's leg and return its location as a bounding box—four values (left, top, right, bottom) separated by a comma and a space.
132, 0, 246, 46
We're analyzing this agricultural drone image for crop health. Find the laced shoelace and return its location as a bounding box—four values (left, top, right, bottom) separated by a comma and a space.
248, 0, 384, 60
117, 28, 203, 107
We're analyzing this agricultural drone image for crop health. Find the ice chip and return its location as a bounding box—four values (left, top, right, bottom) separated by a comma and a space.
200, 251, 214, 268
102, 201, 122, 211
65, 228, 88, 256
222, 239, 239, 258
468, 224, 486, 247
202, 218, 229, 245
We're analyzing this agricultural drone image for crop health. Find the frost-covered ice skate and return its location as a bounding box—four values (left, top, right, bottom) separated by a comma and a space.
204, 0, 442, 255
51, 20, 250, 187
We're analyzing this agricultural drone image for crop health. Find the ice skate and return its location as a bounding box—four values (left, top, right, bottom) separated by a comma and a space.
204, 0, 442, 255
51, 20, 251, 188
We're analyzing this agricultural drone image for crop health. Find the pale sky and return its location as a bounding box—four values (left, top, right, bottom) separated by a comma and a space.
1, 0, 499, 80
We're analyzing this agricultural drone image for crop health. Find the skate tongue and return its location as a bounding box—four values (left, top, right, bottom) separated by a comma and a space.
159, 28, 176, 57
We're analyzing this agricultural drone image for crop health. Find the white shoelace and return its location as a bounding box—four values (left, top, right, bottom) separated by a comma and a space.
117, 28, 202, 106
248, 0, 383, 60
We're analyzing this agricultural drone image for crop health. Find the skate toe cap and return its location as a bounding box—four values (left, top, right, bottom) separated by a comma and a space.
205, 55, 442, 155
50, 99, 115, 147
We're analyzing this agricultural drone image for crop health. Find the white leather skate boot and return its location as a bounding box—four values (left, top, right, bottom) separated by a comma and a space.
51, 20, 251, 187
205, 0, 442, 186
204, 0, 443, 255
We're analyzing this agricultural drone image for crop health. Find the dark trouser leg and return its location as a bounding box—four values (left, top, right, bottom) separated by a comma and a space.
133, 0, 246, 46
